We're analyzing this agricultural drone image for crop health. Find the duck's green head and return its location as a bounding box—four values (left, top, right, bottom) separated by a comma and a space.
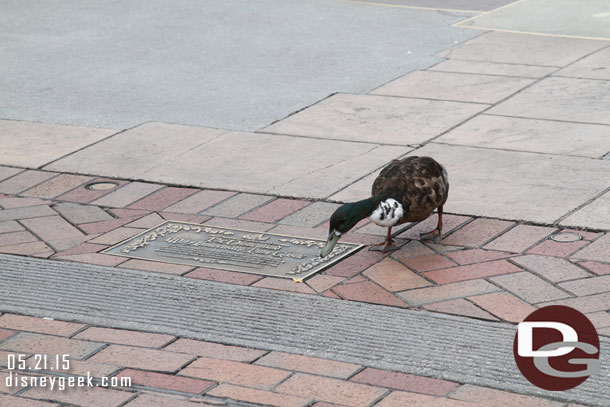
320, 198, 381, 257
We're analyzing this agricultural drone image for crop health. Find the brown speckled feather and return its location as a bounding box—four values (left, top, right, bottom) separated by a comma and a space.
372, 156, 449, 223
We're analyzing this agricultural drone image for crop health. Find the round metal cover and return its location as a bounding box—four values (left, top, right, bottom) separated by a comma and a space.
86, 182, 118, 191
550, 232, 583, 243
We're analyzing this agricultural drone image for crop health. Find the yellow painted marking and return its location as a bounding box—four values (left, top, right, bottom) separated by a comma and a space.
453, 25, 610, 42
292, 278, 303, 283
344, 0, 483, 14
454, 0, 528, 26
453, 0, 610, 41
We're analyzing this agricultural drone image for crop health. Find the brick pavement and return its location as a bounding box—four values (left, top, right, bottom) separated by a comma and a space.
0, 169, 609, 339
1, 15, 610, 406
0, 314, 571, 407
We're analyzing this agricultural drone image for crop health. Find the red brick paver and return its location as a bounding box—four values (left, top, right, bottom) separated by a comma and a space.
306, 274, 346, 293
483, 224, 555, 253
22, 174, 92, 199
399, 254, 457, 272
397, 279, 500, 306
423, 299, 498, 320
0, 170, 56, 195
255, 351, 361, 378
116, 368, 214, 393
89, 344, 194, 372
363, 259, 431, 292
21, 385, 133, 407
0, 332, 103, 359
350, 367, 458, 396
75, 327, 174, 348
0, 241, 53, 257
559, 275, 610, 296
253, 277, 317, 294
164, 190, 236, 214
450, 384, 563, 407
445, 249, 514, 265
0, 231, 38, 247
56, 178, 129, 203
376, 391, 476, 407
423, 260, 521, 284
186, 267, 263, 285
572, 234, 610, 263
128, 187, 198, 211
208, 383, 313, 407
0, 314, 84, 337
579, 261, 610, 275
332, 280, 409, 308
325, 249, 389, 278
527, 239, 588, 257
164, 338, 267, 362
276, 373, 387, 407
539, 292, 610, 313
468, 292, 536, 323
442, 218, 514, 247
0, 394, 59, 407
180, 357, 289, 389
0, 196, 51, 209
120, 259, 194, 275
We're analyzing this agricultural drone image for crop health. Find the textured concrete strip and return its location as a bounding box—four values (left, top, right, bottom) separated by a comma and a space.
0, 254, 607, 406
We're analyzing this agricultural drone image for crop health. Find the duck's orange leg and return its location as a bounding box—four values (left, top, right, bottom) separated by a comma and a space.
369, 227, 399, 252
420, 205, 443, 243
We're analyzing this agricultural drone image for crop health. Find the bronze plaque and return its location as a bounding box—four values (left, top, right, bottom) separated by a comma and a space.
103, 221, 362, 280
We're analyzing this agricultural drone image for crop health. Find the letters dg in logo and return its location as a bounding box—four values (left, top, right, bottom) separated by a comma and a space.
513, 305, 600, 391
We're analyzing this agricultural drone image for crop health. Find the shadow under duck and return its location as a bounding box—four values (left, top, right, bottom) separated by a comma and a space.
321, 156, 449, 257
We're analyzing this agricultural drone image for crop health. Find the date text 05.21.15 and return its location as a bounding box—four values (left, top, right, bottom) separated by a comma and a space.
7, 354, 70, 371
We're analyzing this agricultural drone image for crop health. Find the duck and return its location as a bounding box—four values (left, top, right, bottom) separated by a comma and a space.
320, 156, 449, 257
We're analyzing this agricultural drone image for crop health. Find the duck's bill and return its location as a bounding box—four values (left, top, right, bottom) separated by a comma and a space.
320, 232, 339, 257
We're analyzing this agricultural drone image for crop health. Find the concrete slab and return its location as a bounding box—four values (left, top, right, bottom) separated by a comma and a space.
0, 0, 479, 131
436, 114, 610, 158
437, 31, 607, 66
329, 172, 379, 202
269, 145, 409, 199
429, 59, 557, 78
408, 143, 610, 223
457, 0, 610, 40
45, 122, 228, 177
143, 131, 407, 199
560, 190, 610, 231
556, 47, 610, 80
263, 94, 486, 145
489, 76, 610, 125
371, 70, 533, 103
0, 120, 116, 168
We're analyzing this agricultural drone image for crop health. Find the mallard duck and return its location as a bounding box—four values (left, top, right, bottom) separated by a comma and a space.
321, 156, 449, 257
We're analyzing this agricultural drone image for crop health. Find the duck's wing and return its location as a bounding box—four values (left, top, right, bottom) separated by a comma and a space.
372, 156, 449, 222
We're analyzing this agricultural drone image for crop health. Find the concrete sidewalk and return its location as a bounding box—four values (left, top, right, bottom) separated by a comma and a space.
2, 28, 610, 229
0, 0, 609, 406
